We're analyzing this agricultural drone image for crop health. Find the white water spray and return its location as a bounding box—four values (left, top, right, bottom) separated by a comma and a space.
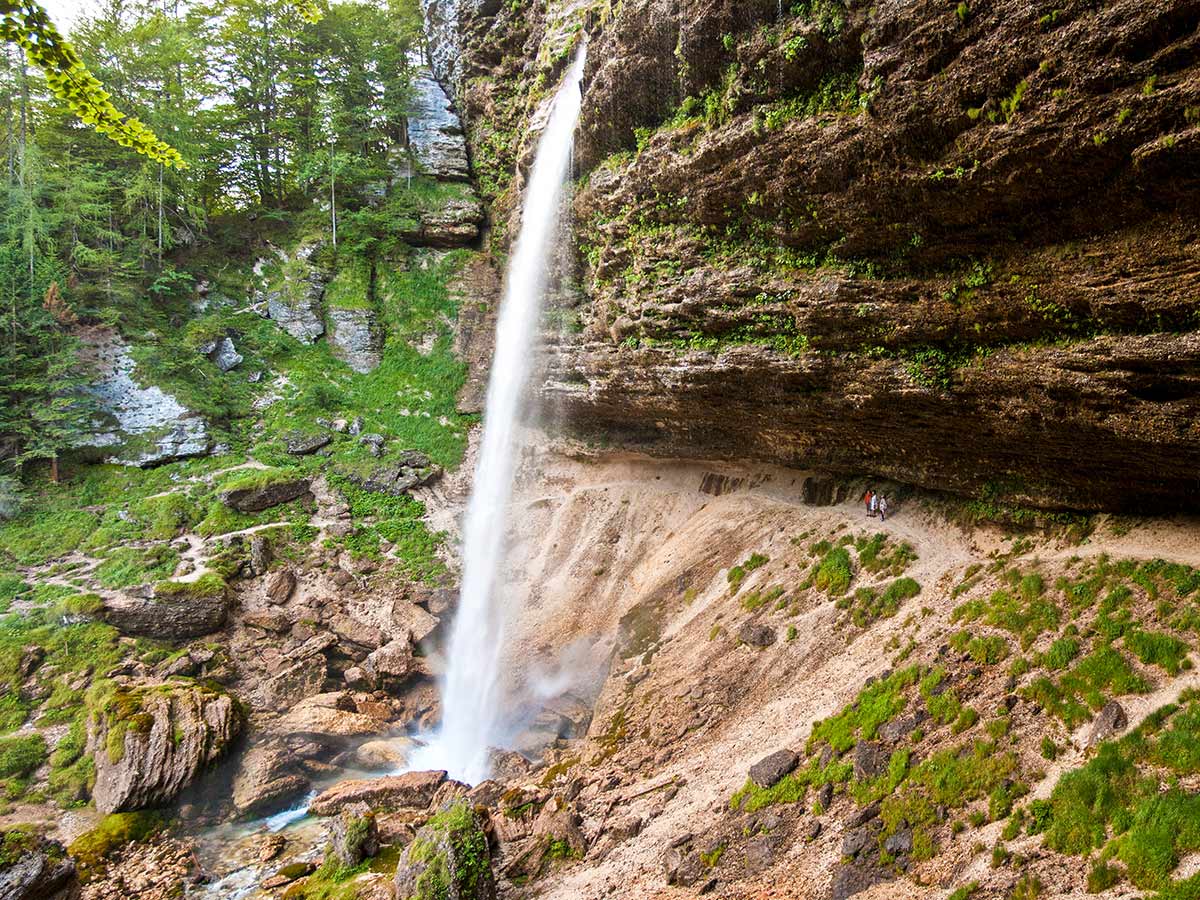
411, 44, 588, 784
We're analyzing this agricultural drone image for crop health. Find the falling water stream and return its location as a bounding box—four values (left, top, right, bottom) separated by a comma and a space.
409, 43, 589, 784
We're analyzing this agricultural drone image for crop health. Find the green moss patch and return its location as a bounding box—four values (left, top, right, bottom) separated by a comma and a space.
68, 810, 168, 882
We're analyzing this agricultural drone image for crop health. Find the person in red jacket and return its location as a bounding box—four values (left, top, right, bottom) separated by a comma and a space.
863, 487, 875, 516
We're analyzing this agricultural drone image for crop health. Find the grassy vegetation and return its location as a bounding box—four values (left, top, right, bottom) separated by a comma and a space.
154, 572, 228, 601
94, 545, 180, 590
1033, 693, 1200, 895
814, 546, 853, 596
727, 553, 769, 595
808, 666, 919, 753
839, 577, 921, 627
1023, 643, 1148, 728
953, 580, 1059, 650
730, 756, 852, 812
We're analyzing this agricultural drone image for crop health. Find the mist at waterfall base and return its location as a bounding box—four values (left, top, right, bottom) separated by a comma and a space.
407, 45, 589, 786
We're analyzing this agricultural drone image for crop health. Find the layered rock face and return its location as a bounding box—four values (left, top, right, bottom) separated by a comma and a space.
453, 0, 1200, 513
89, 682, 243, 814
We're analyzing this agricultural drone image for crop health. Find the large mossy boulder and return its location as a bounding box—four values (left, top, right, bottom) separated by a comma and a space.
218, 468, 313, 512
393, 802, 495, 900
87, 681, 243, 814
101, 574, 230, 639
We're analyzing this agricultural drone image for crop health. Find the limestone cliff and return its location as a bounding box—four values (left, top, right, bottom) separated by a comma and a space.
446, 0, 1200, 514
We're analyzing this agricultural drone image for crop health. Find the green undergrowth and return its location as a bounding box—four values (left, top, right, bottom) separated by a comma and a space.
1035, 692, 1200, 895
727, 553, 769, 595
838, 577, 921, 627
730, 756, 853, 813
328, 475, 446, 582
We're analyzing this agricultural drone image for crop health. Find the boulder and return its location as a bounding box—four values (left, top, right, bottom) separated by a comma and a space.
102, 581, 229, 640
841, 819, 881, 857
249, 534, 273, 576
205, 336, 243, 372
1087, 700, 1128, 748
349, 738, 415, 771
737, 621, 776, 648
853, 741, 888, 781
326, 803, 379, 868
359, 433, 386, 457
266, 570, 297, 604
532, 796, 587, 856
749, 749, 799, 789
363, 638, 417, 688
233, 743, 311, 815
391, 602, 441, 646
328, 307, 383, 374
284, 431, 332, 455
393, 803, 495, 900
89, 681, 243, 814
0, 834, 79, 900
309, 770, 447, 816
329, 615, 385, 652
344, 452, 442, 497
663, 841, 703, 887
221, 476, 312, 513
272, 704, 391, 744
264, 656, 328, 707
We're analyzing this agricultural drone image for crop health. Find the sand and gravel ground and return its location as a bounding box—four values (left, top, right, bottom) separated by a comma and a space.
479, 446, 1200, 900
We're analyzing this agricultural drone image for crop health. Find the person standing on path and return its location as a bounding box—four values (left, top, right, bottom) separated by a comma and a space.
870, 492, 880, 518
863, 487, 875, 516
879, 495, 890, 522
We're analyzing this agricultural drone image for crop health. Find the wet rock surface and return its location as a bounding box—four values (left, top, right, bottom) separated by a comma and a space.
309, 769, 448, 816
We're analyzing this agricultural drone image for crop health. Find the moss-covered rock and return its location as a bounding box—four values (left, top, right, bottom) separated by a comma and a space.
101, 574, 229, 639
66, 810, 166, 883
87, 681, 242, 814
393, 802, 495, 900
0, 826, 79, 899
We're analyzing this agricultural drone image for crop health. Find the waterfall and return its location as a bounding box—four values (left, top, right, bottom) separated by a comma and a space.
410, 43, 588, 785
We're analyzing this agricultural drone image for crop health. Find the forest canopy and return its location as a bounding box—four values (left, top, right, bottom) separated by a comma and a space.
0, 0, 428, 478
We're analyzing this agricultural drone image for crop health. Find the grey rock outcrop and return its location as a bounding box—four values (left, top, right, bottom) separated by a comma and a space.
89, 681, 243, 814
77, 328, 209, 467
220, 476, 312, 512
401, 195, 484, 248
201, 336, 243, 372
102, 582, 230, 640
407, 68, 471, 181
262, 248, 327, 344
328, 307, 383, 373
